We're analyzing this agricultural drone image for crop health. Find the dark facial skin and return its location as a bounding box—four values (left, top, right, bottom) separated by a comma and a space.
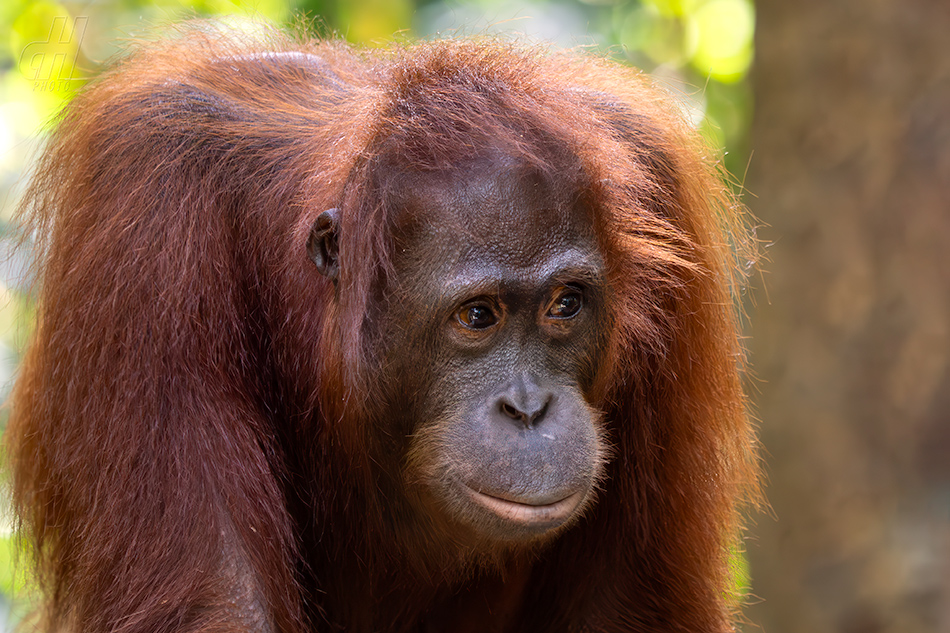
374, 158, 611, 547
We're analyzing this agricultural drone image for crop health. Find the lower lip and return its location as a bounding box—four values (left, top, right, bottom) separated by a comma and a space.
463, 486, 585, 526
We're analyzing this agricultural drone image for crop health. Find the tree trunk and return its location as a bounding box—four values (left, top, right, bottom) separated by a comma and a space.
746, 1, 950, 632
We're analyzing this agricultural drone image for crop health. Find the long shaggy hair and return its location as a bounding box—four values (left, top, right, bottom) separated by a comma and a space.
8, 23, 758, 633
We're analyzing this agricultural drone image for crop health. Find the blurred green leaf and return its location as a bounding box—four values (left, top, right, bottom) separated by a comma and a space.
336, 0, 413, 43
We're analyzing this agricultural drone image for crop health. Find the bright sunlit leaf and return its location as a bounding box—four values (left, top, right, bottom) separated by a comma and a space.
643, 0, 700, 17
687, 0, 754, 83
11, 2, 84, 95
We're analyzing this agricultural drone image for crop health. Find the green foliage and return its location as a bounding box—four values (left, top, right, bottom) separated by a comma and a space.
0, 534, 32, 598
727, 541, 752, 605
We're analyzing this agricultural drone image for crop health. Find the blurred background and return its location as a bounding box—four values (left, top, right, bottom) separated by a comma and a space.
0, 0, 947, 631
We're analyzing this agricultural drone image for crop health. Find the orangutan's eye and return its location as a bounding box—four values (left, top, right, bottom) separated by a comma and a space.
457, 302, 498, 329
548, 288, 583, 319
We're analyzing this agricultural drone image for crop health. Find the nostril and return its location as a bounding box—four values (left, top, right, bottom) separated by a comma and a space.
500, 401, 524, 422
530, 401, 549, 426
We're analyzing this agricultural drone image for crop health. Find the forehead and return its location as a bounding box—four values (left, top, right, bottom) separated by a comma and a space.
390, 159, 597, 278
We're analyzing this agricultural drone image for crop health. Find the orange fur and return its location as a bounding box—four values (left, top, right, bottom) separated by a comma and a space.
8, 23, 757, 633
